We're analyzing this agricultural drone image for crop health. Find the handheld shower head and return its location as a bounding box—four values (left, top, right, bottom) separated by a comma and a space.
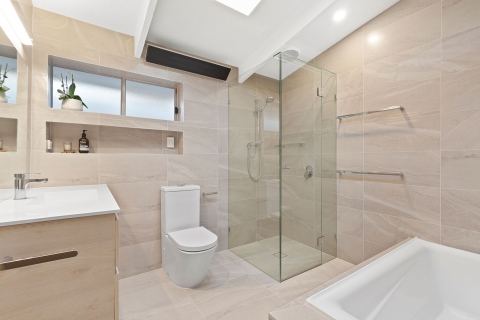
257, 97, 275, 111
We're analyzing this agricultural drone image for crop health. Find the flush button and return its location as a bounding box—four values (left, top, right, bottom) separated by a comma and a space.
167, 136, 175, 148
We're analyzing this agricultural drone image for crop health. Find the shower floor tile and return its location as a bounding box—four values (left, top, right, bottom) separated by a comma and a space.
229, 236, 334, 281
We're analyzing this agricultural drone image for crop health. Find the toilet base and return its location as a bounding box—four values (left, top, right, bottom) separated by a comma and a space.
162, 232, 217, 288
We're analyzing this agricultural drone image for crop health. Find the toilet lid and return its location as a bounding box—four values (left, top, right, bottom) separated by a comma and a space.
168, 227, 218, 252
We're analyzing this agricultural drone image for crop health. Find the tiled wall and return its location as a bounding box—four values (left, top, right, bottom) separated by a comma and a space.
313, 0, 480, 264
25, 8, 234, 278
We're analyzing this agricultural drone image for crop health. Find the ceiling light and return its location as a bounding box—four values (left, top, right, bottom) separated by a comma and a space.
333, 10, 346, 21
0, 0, 32, 45
216, 0, 262, 16
368, 34, 379, 43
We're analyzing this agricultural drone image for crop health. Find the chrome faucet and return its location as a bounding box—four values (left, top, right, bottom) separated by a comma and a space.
14, 173, 48, 200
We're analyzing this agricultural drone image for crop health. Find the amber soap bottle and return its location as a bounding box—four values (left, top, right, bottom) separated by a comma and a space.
79, 130, 90, 153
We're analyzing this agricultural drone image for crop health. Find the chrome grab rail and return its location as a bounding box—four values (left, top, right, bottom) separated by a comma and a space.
337, 106, 403, 119
202, 192, 218, 196
0, 250, 78, 270
337, 170, 403, 176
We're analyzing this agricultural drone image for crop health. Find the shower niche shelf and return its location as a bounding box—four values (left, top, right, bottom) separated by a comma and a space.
46, 121, 183, 155
275, 142, 305, 148
0, 117, 18, 152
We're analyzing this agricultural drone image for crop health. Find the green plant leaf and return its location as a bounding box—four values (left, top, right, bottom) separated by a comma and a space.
69, 82, 76, 97
73, 95, 87, 109
57, 89, 64, 94
82, 102, 88, 109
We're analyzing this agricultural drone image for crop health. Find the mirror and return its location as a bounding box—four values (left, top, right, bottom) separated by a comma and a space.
0, 27, 29, 189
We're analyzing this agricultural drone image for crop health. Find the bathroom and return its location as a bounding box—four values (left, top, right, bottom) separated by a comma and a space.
0, 0, 479, 319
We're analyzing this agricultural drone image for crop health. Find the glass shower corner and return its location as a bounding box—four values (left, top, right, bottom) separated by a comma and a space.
227, 53, 337, 282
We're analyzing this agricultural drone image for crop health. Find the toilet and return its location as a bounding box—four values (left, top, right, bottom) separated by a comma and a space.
161, 185, 218, 288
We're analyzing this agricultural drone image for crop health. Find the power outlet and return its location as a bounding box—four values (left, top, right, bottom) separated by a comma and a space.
167, 136, 175, 149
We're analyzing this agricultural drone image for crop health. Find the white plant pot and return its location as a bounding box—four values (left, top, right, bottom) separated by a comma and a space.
61, 98, 83, 111
0, 91, 7, 103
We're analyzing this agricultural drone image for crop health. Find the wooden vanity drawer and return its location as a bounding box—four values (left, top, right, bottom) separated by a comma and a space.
0, 214, 116, 319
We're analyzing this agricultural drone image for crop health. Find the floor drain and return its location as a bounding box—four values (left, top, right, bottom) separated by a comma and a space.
273, 252, 287, 258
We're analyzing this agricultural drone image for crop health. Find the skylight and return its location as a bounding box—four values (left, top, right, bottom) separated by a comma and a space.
216, 0, 262, 16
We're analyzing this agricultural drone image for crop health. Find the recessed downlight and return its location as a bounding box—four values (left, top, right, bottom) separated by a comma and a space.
368, 34, 380, 43
333, 10, 346, 21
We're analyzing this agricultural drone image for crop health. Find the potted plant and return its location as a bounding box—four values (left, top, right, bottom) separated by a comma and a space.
56, 73, 88, 111
0, 63, 15, 103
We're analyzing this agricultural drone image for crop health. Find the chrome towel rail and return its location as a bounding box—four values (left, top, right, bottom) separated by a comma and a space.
337, 106, 403, 119
202, 192, 218, 196
337, 170, 403, 176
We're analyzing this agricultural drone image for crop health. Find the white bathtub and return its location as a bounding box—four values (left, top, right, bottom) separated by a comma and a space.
307, 238, 480, 320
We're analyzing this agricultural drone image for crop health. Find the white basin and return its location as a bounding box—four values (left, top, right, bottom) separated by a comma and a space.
0, 184, 120, 227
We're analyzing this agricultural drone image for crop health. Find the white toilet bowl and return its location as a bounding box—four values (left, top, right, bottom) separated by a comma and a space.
162, 226, 218, 288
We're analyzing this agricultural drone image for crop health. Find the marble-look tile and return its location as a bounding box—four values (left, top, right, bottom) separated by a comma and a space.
364, 211, 441, 247
270, 304, 328, 320
283, 83, 315, 114
119, 211, 161, 247
228, 107, 255, 131
442, 66, 480, 113
336, 95, 363, 126
189, 275, 265, 318
364, 182, 441, 224
168, 70, 217, 104
282, 196, 315, 225
363, 240, 390, 260
364, 40, 441, 94
257, 218, 280, 240
337, 178, 364, 211
337, 67, 363, 100
281, 131, 314, 155
363, 114, 440, 152
119, 240, 162, 279
337, 206, 363, 238
442, 188, 480, 233
442, 226, 480, 255
228, 177, 256, 201
229, 221, 257, 248
442, 151, 480, 190
443, 26, 480, 75
119, 269, 170, 298
282, 67, 315, 93
363, 151, 440, 187
100, 52, 169, 79
228, 83, 256, 110
337, 233, 364, 265
364, 3, 441, 64
442, 0, 480, 38
282, 175, 315, 201
97, 28, 134, 58
99, 154, 168, 184
337, 124, 363, 154
363, 0, 440, 36
177, 99, 218, 129
167, 154, 218, 180
442, 109, 480, 151
108, 181, 165, 215
282, 217, 315, 248
282, 108, 315, 135
169, 125, 217, 154
98, 126, 163, 154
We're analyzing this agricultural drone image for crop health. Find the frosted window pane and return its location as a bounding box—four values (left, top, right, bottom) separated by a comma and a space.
126, 80, 175, 121
0, 56, 17, 104
52, 67, 121, 115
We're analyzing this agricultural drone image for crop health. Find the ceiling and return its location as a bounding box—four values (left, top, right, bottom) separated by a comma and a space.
31, 0, 399, 79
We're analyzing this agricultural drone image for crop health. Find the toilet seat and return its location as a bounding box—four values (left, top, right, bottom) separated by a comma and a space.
168, 226, 218, 252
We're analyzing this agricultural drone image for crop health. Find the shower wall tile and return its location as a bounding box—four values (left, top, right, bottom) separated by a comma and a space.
441, 66, 480, 113
283, 84, 315, 114
337, 206, 363, 238
364, 40, 441, 94
364, 3, 441, 64
442, 0, 480, 38
441, 109, 480, 151
282, 197, 315, 225
442, 188, 480, 233
441, 151, 480, 190
337, 67, 363, 100
337, 233, 363, 265
282, 217, 315, 248
442, 26, 480, 74
336, 95, 363, 126
257, 218, 280, 240
441, 226, 480, 255
167, 154, 218, 180
99, 154, 168, 184
363, 240, 389, 260
282, 108, 315, 135
229, 221, 257, 248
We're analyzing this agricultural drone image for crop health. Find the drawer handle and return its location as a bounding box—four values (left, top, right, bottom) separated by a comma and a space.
0, 250, 78, 270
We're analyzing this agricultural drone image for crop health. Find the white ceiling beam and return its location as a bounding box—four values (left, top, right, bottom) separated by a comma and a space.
237, 0, 335, 82
134, 0, 158, 58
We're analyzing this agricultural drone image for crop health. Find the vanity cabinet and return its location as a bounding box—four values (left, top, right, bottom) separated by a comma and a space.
0, 214, 118, 319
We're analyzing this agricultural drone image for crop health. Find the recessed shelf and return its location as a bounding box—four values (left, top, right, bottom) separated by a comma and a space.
0, 117, 18, 153
46, 121, 183, 155
275, 142, 305, 148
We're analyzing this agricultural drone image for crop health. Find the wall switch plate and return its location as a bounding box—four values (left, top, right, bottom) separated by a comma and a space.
167, 137, 175, 149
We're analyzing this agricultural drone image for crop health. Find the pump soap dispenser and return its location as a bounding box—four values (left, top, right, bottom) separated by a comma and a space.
79, 130, 90, 153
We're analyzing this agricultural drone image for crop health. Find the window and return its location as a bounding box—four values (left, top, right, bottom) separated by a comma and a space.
52, 67, 121, 115
126, 80, 175, 121
49, 57, 177, 121
0, 55, 17, 104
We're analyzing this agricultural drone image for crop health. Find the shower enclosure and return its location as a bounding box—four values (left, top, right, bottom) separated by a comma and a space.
228, 53, 337, 281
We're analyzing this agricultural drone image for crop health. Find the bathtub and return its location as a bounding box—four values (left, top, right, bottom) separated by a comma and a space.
306, 238, 480, 320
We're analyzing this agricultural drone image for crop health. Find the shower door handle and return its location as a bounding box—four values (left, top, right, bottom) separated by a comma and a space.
305, 165, 313, 178
282, 166, 290, 169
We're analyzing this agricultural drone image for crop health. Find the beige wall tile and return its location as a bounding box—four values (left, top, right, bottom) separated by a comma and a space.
119, 240, 162, 279
257, 218, 280, 240
336, 95, 363, 126
337, 178, 364, 210
364, 211, 440, 247
98, 126, 163, 154
442, 188, 480, 233
99, 154, 168, 184
364, 3, 441, 64
337, 67, 363, 100
167, 154, 218, 180
338, 206, 363, 238
282, 108, 315, 135
442, 0, 480, 38
363, 240, 389, 260
282, 175, 315, 201
442, 26, 480, 74
283, 84, 315, 114
364, 182, 440, 223
282, 217, 315, 248
442, 151, 480, 190
337, 124, 363, 154
281, 131, 315, 155
442, 109, 480, 151
282, 197, 315, 225
229, 200, 257, 225
364, 41, 441, 94
119, 211, 161, 247
442, 226, 480, 254
337, 233, 363, 264
229, 221, 257, 248
108, 181, 165, 216
442, 66, 480, 113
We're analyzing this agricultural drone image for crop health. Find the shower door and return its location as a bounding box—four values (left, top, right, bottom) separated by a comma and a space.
227, 53, 337, 282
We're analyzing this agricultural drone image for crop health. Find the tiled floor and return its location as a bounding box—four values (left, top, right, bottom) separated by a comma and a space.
230, 236, 335, 281
119, 250, 353, 320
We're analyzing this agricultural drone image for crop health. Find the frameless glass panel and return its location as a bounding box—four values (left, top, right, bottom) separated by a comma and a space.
52, 67, 121, 115
125, 80, 175, 121
0, 55, 18, 104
